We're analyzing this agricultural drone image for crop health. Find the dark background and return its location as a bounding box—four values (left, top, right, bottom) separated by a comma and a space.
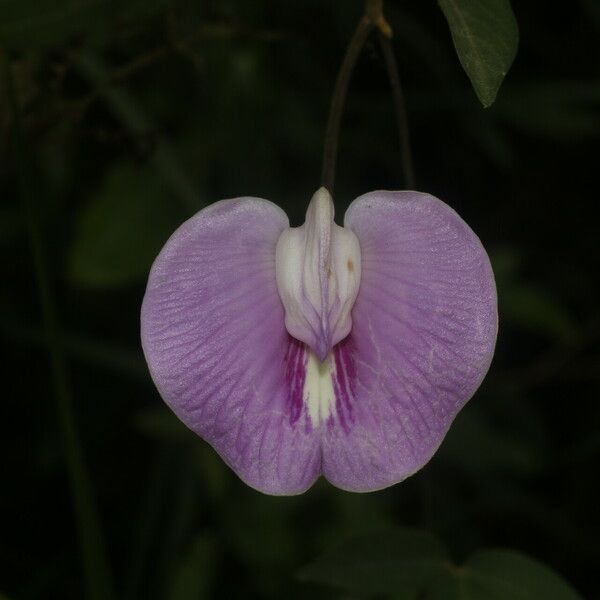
1, 1, 599, 598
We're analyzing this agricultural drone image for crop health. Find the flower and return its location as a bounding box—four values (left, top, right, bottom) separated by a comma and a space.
141, 188, 497, 495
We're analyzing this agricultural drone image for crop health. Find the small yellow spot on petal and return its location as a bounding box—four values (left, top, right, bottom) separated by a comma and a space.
347, 259, 354, 272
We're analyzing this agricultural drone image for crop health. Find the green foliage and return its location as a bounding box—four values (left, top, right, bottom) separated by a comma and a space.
298, 528, 455, 599
462, 550, 584, 600
299, 530, 583, 600
438, 0, 519, 107
68, 163, 180, 288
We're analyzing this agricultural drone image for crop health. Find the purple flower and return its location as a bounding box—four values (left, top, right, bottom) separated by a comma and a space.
141, 188, 497, 494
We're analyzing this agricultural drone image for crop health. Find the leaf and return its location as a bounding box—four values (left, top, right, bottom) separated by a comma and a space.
298, 532, 583, 600
438, 0, 519, 107
68, 163, 181, 288
462, 549, 584, 600
297, 528, 457, 599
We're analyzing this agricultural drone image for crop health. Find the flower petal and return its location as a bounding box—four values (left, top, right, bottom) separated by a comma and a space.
321, 191, 498, 492
141, 198, 322, 495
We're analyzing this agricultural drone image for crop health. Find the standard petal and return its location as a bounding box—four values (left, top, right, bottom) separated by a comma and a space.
141, 198, 322, 495
321, 191, 498, 492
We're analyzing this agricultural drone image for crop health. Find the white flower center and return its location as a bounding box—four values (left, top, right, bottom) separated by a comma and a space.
304, 350, 337, 424
275, 188, 362, 360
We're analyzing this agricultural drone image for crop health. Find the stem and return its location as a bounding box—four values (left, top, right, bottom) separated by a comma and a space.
2, 53, 114, 600
366, 0, 393, 38
321, 16, 374, 194
377, 31, 416, 189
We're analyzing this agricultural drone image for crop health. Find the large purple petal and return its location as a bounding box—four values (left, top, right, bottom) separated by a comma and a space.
321, 191, 498, 492
141, 198, 322, 495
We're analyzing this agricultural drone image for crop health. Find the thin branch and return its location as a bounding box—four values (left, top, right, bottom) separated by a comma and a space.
321, 0, 415, 194
377, 31, 416, 189
321, 16, 374, 194
366, 0, 393, 38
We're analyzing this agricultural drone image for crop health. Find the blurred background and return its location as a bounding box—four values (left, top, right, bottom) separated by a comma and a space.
1, 0, 599, 598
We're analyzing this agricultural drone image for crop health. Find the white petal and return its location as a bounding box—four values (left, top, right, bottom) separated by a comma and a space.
275, 188, 361, 360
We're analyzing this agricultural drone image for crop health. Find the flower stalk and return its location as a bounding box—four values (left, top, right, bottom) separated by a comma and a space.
320, 15, 374, 194
321, 0, 415, 193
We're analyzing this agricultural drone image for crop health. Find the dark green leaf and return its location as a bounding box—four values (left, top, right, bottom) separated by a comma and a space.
298, 528, 456, 599
68, 163, 180, 288
438, 0, 518, 107
298, 530, 584, 600
462, 549, 584, 600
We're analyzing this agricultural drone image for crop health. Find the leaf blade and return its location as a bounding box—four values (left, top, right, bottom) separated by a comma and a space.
68, 163, 181, 288
438, 0, 519, 107
463, 549, 584, 600
298, 528, 457, 599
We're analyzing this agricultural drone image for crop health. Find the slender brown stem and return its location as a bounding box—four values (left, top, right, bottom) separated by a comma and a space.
321, 1, 415, 194
377, 31, 416, 189
366, 0, 393, 38
321, 16, 374, 194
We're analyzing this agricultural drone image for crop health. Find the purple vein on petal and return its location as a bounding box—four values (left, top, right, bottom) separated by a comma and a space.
285, 336, 308, 427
